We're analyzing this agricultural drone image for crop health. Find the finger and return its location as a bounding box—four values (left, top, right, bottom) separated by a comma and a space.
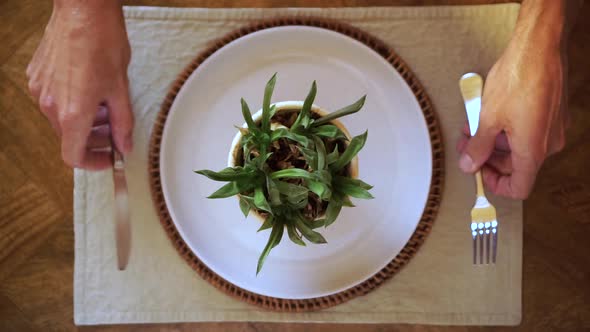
547, 110, 567, 155
87, 125, 112, 149
28, 79, 41, 100
39, 94, 61, 136
485, 152, 512, 175
494, 131, 511, 152
456, 135, 468, 154
107, 81, 134, 155
459, 118, 501, 173
462, 122, 470, 136
481, 165, 502, 194
484, 162, 537, 200
94, 105, 109, 126
458, 130, 510, 154
60, 100, 97, 168
79, 150, 113, 171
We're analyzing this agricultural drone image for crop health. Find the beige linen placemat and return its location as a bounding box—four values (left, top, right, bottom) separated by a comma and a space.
74, 5, 522, 325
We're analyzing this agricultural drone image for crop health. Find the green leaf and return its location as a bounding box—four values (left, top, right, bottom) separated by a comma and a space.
312, 95, 366, 127
269, 104, 277, 120
275, 181, 308, 204
275, 180, 308, 196
334, 175, 374, 190
306, 219, 325, 229
326, 146, 340, 165
334, 181, 374, 199
240, 98, 256, 129
295, 216, 327, 244
195, 167, 255, 182
270, 128, 309, 147
292, 80, 317, 130
286, 222, 306, 246
257, 219, 283, 275
261, 73, 277, 132
257, 215, 274, 232
239, 196, 251, 217
257, 132, 272, 155
272, 222, 284, 249
324, 199, 343, 227
307, 180, 332, 201
266, 177, 281, 206
287, 197, 309, 210
310, 125, 347, 140
316, 169, 332, 184
298, 146, 318, 171
254, 187, 272, 213
207, 182, 243, 199
313, 137, 327, 171
331, 131, 368, 172
342, 195, 355, 207
270, 168, 315, 180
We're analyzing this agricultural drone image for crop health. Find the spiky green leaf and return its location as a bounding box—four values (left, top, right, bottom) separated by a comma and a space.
331, 131, 368, 172
270, 168, 315, 180
310, 125, 347, 140
266, 177, 281, 206
312, 95, 366, 127
240, 98, 256, 129
257, 215, 274, 232
195, 167, 256, 182
324, 199, 343, 227
257, 220, 283, 274
292, 81, 317, 131
326, 146, 340, 165
286, 222, 306, 246
334, 181, 374, 199
270, 128, 309, 147
239, 196, 251, 217
207, 181, 254, 199
307, 180, 331, 201
313, 137, 327, 171
261, 73, 277, 132
254, 187, 272, 213
334, 175, 374, 190
295, 216, 327, 244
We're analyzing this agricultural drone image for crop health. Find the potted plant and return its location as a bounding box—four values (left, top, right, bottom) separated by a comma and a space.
196, 74, 373, 274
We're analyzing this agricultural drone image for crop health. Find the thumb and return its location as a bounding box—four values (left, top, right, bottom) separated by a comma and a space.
107, 82, 134, 155
459, 118, 500, 173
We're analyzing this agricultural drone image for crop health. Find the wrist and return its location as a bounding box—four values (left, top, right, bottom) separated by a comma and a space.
53, 0, 122, 15
513, 0, 566, 52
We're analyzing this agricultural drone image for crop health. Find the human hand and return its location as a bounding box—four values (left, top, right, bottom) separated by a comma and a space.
457, 31, 567, 199
26, 0, 133, 170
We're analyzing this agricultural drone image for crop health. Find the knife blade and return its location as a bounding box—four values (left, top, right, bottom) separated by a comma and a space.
112, 146, 131, 270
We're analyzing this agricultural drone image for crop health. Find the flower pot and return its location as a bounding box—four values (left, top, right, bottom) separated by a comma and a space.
227, 101, 359, 222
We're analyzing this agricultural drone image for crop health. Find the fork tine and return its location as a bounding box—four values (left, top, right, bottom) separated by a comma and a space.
471, 223, 477, 264
492, 220, 498, 263
485, 222, 491, 264
478, 223, 484, 264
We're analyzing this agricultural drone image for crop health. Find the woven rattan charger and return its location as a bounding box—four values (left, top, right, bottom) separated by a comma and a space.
148, 16, 444, 312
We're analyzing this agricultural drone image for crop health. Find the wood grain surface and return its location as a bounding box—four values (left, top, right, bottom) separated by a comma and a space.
1, 1, 589, 331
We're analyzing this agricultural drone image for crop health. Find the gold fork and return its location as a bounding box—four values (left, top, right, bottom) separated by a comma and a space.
459, 73, 498, 265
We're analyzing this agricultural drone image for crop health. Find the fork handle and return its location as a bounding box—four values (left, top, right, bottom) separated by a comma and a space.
475, 170, 485, 197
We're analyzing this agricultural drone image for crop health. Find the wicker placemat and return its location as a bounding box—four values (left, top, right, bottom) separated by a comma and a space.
148, 16, 444, 312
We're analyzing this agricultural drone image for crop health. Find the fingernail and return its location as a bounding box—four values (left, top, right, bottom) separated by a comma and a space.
459, 153, 474, 172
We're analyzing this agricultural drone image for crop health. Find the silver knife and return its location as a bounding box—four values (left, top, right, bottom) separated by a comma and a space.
112, 146, 131, 270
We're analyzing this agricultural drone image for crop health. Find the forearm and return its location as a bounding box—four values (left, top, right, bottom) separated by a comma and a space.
53, 0, 122, 14
514, 0, 582, 51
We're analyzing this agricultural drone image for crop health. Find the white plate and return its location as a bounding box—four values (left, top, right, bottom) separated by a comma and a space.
160, 26, 432, 299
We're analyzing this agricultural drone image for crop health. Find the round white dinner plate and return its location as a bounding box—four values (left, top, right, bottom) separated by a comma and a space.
160, 26, 432, 299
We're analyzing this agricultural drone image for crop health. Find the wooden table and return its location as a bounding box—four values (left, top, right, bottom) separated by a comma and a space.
1, 1, 589, 331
